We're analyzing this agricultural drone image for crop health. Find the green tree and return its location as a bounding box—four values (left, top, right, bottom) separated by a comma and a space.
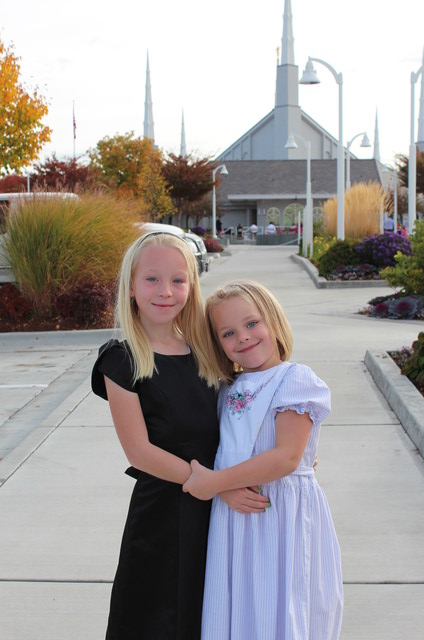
162, 153, 214, 226
89, 132, 173, 219
0, 38, 51, 175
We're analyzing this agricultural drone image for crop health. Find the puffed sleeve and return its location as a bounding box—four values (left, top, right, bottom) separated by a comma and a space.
271, 363, 330, 426
91, 339, 137, 399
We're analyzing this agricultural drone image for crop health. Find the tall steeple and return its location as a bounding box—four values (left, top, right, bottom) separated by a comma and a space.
180, 110, 187, 157
143, 51, 155, 142
274, 0, 301, 159
417, 48, 424, 152
373, 109, 380, 162
281, 0, 294, 65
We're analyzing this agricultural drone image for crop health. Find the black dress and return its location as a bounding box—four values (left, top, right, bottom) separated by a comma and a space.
91, 340, 219, 640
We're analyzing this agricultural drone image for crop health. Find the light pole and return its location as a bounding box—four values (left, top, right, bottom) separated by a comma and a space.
300, 57, 344, 240
408, 59, 423, 235
382, 164, 398, 231
212, 164, 228, 238
346, 132, 371, 189
285, 134, 313, 257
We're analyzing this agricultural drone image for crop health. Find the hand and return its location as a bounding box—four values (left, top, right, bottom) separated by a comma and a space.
182, 460, 217, 500
219, 486, 271, 514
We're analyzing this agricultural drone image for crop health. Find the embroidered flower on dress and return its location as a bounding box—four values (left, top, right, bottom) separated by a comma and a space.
225, 378, 271, 418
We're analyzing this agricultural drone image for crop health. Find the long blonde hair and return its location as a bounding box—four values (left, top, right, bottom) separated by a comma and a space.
116, 232, 218, 387
205, 280, 293, 384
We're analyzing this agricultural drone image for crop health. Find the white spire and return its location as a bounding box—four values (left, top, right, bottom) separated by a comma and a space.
143, 51, 155, 141
373, 109, 380, 162
281, 0, 295, 65
417, 47, 424, 152
180, 110, 187, 157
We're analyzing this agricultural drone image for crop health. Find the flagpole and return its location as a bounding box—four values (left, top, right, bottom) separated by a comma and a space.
73, 101, 76, 159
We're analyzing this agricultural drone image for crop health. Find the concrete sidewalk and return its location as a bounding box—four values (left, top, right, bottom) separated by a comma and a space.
1, 244, 423, 639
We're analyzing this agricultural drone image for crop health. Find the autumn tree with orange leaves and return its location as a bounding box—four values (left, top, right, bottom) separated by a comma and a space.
0, 38, 51, 175
89, 133, 174, 220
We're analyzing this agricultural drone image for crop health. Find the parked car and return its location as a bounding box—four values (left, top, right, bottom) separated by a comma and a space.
0, 192, 79, 231
139, 223, 209, 275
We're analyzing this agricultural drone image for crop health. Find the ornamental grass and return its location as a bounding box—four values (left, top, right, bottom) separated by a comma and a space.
3, 193, 141, 316
323, 182, 388, 240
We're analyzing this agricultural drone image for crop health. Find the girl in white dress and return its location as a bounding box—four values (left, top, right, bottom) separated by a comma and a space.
183, 280, 343, 640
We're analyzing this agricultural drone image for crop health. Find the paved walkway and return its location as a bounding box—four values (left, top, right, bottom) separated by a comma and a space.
1, 244, 423, 639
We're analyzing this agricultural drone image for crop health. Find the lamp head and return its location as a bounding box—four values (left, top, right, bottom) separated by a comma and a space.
220, 165, 229, 176
360, 133, 372, 148
299, 59, 320, 85
284, 134, 298, 150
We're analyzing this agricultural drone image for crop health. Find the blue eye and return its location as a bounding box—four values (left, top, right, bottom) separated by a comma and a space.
173, 278, 185, 284
222, 330, 234, 338
247, 321, 258, 328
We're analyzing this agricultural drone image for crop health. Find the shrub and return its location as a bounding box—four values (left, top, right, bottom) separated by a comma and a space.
203, 237, 223, 253
311, 235, 337, 265
3, 193, 141, 316
190, 225, 206, 236
401, 332, 424, 388
55, 281, 114, 325
316, 240, 361, 277
323, 182, 387, 239
327, 263, 380, 281
389, 346, 414, 369
381, 220, 424, 295
0, 283, 32, 321
367, 293, 424, 319
355, 233, 411, 268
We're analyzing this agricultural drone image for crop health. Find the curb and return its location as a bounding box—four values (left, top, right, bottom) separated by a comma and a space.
364, 350, 424, 459
0, 374, 93, 485
290, 253, 388, 289
0, 328, 116, 349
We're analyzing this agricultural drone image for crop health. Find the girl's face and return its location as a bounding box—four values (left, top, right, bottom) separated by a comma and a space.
211, 296, 281, 373
131, 245, 191, 331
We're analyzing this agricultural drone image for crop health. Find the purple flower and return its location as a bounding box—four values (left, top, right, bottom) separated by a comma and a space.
374, 302, 389, 317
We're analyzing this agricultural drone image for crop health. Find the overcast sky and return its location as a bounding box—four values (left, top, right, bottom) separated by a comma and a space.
1, 0, 424, 167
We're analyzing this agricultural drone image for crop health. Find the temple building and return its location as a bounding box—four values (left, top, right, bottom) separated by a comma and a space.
144, 1, 424, 233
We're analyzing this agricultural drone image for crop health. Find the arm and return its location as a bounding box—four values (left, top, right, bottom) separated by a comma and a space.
183, 410, 312, 500
105, 376, 191, 485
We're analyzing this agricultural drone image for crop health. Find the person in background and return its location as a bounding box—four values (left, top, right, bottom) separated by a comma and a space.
383, 213, 395, 233
266, 221, 276, 234
249, 223, 258, 238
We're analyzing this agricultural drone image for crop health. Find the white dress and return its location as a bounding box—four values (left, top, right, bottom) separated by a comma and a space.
201, 362, 343, 640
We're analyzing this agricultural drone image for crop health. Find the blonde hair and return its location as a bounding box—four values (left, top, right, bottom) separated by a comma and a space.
116, 232, 218, 387
205, 280, 293, 384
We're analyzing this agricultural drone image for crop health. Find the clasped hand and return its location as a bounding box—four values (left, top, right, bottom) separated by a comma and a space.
183, 460, 270, 514
182, 460, 216, 500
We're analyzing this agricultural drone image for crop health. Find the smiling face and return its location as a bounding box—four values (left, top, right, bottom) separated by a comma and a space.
130, 244, 191, 333
210, 295, 282, 373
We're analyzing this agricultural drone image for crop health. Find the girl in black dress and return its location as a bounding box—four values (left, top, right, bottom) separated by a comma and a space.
92, 232, 269, 639
91, 232, 222, 640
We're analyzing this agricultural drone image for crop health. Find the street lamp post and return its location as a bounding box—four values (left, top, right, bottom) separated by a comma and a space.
300, 57, 345, 240
346, 132, 371, 190
285, 134, 313, 257
383, 164, 398, 231
212, 164, 228, 238
408, 60, 423, 235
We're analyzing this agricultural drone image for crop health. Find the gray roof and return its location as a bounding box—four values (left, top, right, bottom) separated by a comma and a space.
217, 159, 382, 204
